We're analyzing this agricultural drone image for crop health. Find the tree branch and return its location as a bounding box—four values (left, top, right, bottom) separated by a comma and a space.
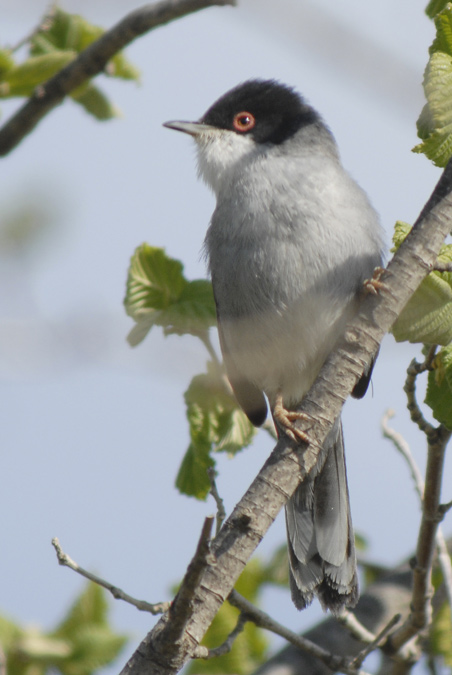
117, 162, 452, 672
228, 591, 372, 675
387, 423, 452, 652
193, 611, 248, 659
0, 0, 234, 156
382, 409, 452, 611
51, 537, 170, 614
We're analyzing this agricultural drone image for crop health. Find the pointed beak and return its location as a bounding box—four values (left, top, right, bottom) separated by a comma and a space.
163, 120, 215, 137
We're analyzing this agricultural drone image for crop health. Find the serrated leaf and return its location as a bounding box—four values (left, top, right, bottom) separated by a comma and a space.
430, 600, 452, 665
125, 245, 216, 345
392, 273, 452, 344
0, 51, 75, 98
175, 442, 214, 499
58, 625, 126, 675
425, 344, 452, 428
30, 9, 139, 83
427, 0, 451, 19
53, 583, 109, 639
177, 368, 256, 499
215, 408, 256, 455
391, 222, 452, 344
163, 279, 216, 337
185, 369, 255, 452
414, 7, 452, 166
71, 83, 119, 120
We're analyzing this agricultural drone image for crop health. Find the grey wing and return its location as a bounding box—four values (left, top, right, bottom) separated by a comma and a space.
216, 309, 267, 428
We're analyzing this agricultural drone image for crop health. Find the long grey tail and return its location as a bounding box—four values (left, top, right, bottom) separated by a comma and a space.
285, 417, 358, 614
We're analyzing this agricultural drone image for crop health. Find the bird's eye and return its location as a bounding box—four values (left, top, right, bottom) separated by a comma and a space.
232, 111, 256, 132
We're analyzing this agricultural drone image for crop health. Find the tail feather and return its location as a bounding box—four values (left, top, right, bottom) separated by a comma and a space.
285, 417, 358, 614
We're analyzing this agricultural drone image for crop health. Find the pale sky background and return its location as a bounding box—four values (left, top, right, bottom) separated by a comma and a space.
0, 1, 450, 673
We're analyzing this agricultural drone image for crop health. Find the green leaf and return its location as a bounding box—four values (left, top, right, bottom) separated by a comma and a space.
187, 561, 268, 674
0, 51, 75, 98
53, 583, 109, 639
0, 48, 15, 79
177, 367, 256, 499
426, 0, 451, 19
0, 614, 23, 650
71, 82, 119, 120
124, 244, 216, 346
425, 344, 452, 428
2, 584, 126, 675
430, 600, 452, 665
30, 9, 139, 83
109, 52, 141, 81
175, 442, 215, 500
414, 5, 452, 166
58, 625, 126, 675
391, 222, 452, 344
52, 584, 127, 675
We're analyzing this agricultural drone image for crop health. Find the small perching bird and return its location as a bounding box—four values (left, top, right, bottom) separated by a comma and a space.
164, 79, 385, 614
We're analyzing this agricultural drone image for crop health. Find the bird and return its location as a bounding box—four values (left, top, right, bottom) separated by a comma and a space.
164, 79, 385, 614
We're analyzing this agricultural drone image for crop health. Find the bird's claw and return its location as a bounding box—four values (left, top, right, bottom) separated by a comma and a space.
273, 394, 312, 444
363, 266, 387, 295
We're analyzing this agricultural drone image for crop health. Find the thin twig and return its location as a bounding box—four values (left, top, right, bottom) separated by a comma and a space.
432, 261, 452, 273
404, 349, 437, 437
0, 0, 235, 155
193, 612, 248, 659
337, 609, 377, 644
351, 614, 402, 668
387, 422, 451, 651
228, 590, 372, 675
51, 537, 170, 614
207, 467, 226, 535
382, 410, 424, 501
382, 411, 452, 614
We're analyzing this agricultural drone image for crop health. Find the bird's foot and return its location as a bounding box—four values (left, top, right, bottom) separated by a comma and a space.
363, 266, 387, 295
272, 393, 312, 444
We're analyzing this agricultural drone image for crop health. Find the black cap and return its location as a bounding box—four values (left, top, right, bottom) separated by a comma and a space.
201, 79, 320, 145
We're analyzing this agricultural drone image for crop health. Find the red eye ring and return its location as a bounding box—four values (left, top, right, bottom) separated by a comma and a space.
232, 111, 256, 132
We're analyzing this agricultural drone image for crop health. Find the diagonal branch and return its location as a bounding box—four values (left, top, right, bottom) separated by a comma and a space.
51, 537, 170, 614
0, 0, 234, 156
117, 161, 452, 674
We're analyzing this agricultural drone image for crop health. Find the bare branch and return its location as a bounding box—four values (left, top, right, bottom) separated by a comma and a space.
432, 261, 452, 273
207, 468, 226, 535
351, 614, 401, 669
229, 591, 372, 675
337, 610, 377, 644
404, 350, 437, 437
382, 410, 424, 501
0, 0, 234, 156
387, 423, 452, 651
51, 537, 169, 614
193, 612, 248, 659
383, 401, 452, 616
